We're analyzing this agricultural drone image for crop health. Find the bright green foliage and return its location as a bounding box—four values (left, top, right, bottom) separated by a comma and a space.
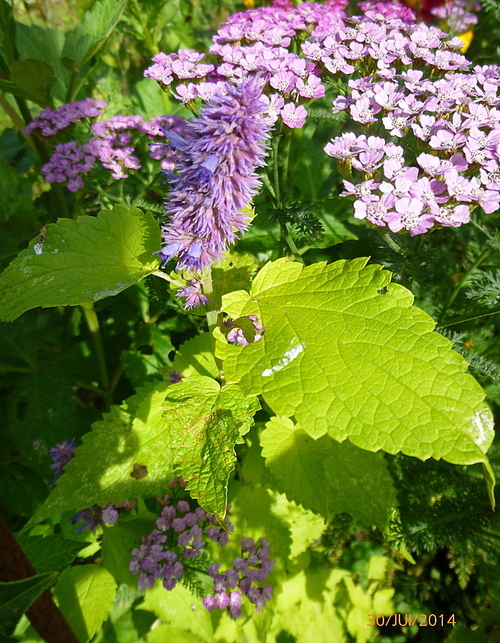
0, 573, 58, 639
139, 583, 214, 643
217, 258, 494, 470
261, 417, 397, 531
15, 534, 86, 575
62, 0, 127, 70
29, 376, 257, 526
9, 59, 55, 106
228, 481, 325, 563
211, 250, 258, 308
168, 377, 260, 519
54, 565, 116, 643
0, 205, 160, 322
28, 380, 176, 526
171, 333, 219, 379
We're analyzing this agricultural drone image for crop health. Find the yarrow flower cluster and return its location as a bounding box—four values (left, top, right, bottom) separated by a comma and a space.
203, 537, 276, 619
49, 440, 135, 531
159, 77, 270, 273
431, 0, 481, 34
325, 49, 500, 233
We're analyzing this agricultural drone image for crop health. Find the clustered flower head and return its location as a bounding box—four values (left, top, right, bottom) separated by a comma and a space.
431, 0, 481, 34
49, 439, 77, 480
129, 496, 234, 591
159, 77, 270, 273
70, 501, 136, 533
130, 495, 275, 620
225, 314, 265, 345
144, 0, 349, 129
25, 98, 106, 136
324, 15, 500, 235
32, 103, 186, 191
203, 537, 276, 619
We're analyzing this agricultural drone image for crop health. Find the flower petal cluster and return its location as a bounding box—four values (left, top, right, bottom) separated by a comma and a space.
49, 439, 77, 480
25, 98, 106, 137
203, 537, 276, 619
129, 496, 234, 591
40, 114, 186, 190
225, 315, 265, 345
326, 60, 500, 234
160, 78, 270, 273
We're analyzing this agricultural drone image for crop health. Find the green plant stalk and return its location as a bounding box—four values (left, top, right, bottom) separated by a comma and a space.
437, 304, 500, 328
438, 248, 491, 325
377, 229, 411, 258
272, 131, 303, 262
201, 267, 225, 382
81, 303, 111, 409
272, 134, 282, 208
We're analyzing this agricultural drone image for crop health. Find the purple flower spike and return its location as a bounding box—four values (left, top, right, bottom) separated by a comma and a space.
160, 78, 270, 273
49, 439, 76, 481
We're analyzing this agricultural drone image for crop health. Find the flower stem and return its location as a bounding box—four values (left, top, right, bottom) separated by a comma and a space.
377, 229, 411, 258
437, 304, 500, 328
201, 267, 225, 382
437, 248, 491, 325
81, 303, 111, 409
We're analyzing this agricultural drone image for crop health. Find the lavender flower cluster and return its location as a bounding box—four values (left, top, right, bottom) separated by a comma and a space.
431, 0, 481, 34
203, 537, 275, 619
28, 104, 186, 191
49, 440, 135, 532
144, 0, 349, 129
25, 98, 106, 136
225, 315, 265, 345
130, 496, 275, 620
159, 77, 270, 274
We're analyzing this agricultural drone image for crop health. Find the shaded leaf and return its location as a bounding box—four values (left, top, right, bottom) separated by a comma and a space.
0, 572, 58, 639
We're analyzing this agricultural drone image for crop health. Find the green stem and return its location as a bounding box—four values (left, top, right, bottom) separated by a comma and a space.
261, 172, 276, 203
0, 93, 26, 131
437, 304, 500, 329
201, 268, 225, 382
280, 221, 304, 263
377, 230, 411, 258
272, 135, 282, 208
437, 248, 491, 325
81, 303, 111, 409
152, 270, 176, 284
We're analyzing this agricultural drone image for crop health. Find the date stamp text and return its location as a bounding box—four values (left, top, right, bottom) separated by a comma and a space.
367, 614, 456, 627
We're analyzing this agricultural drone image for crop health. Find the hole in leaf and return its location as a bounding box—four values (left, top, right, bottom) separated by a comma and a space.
130, 463, 148, 480
377, 286, 388, 295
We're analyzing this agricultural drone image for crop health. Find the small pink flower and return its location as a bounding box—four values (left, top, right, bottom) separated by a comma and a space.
281, 103, 307, 128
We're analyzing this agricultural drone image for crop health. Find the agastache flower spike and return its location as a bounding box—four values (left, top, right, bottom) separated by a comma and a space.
160, 78, 270, 273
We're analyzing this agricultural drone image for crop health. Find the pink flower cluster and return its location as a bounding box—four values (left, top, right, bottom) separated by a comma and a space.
144, 0, 352, 129
326, 58, 500, 234
39, 109, 186, 191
